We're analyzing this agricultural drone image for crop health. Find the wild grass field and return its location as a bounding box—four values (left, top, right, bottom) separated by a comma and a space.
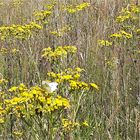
0, 0, 140, 139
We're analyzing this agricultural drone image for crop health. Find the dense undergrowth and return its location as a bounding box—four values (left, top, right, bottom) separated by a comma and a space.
0, 0, 140, 140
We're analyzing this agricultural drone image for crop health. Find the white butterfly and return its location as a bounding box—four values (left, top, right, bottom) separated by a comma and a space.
47, 82, 58, 92
42, 81, 58, 92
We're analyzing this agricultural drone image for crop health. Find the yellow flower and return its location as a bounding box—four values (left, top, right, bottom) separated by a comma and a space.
19, 83, 27, 92
130, 5, 140, 13
69, 80, 77, 89
73, 74, 80, 79
38, 96, 46, 102
47, 72, 56, 78
62, 119, 79, 131
90, 83, 99, 90
82, 120, 89, 127
47, 97, 52, 104
98, 40, 112, 47
76, 2, 90, 11
0, 79, 8, 84
0, 48, 8, 54
66, 2, 90, 13
21, 91, 33, 98
55, 98, 63, 106
42, 46, 77, 61
75, 67, 84, 72
62, 99, 70, 109
34, 10, 51, 21
110, 33, 123, 38
12, 48, 19, 54
9, 97, 22, 105
67, 8, 77, 13
62, 75, 72, 80
120, 30, 132, 39
9, 86, 18, 92
0, 118, 4, 124
15, 106, 23, 111
13, 131, 23, 138
0, 107, 6, 115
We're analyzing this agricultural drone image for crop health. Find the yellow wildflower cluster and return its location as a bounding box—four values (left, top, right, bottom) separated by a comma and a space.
0, 78, 8, 84
12, 48, 20, 54
89, 83, 99, 90
98, 5, 140, 47
0, 118, 4, 124
8, 83, 27, 92
0, 106, 5, 124
69, 81, 99, 90
82, 120, 89, 127
116, 4, 140, 23
130, 4, 140, 13
13, 131, 23, 138
110, 30, 132, 39
0, 47, 19, 55
62, 119, 80, 131
0, 84, 70, 121
42, 46, 77, 61
47, 67, 99, 91
62, 119, 89, 131
66, 2, 90, 13
69, 80, 89, 90
34, 10, 52, 22
135, 28, 140, 35
98, 40, 112, 47
47, 67, 83, 82
0, 48, 7, 54
0, 22, 42, 40
12, 0, 24, 7
50, 26, 71, 37
44, 2, 57, 10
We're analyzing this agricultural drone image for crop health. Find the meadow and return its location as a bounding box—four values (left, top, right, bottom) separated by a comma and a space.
0, 0, 140, 139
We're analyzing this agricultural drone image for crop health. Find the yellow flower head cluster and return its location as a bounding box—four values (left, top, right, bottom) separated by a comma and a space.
110, 30, 132, 39
50, 26, 71, 37
0, 104, 6, 123
98, 5, 140, 47
13, 131, 23, 138
47, 67, 99, 91
116, 4, 140, 23
12, 0, 24, 7
47, 67, 83, 82
34, 10, 52, 22
9, 83, 27, 92
0, 22, 42, 40
136, 29, 140, 35
45, 95, 70, 112
42, 46, 77, 61
12, 48, 20, 54
82, 120, 89, 127
98, 40, 112, 47
66, 2, 90, 13
89, 83, 99, 90
44, 3, 56, 11
62, 119, 80, 131
0, 84, 70, 120
0, 78, 8, 85
0, 47, 20, 55
69, 80, 89, 90
0, 48, 7, 54
130, 4, 140, 13
62, 119, 89, 131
